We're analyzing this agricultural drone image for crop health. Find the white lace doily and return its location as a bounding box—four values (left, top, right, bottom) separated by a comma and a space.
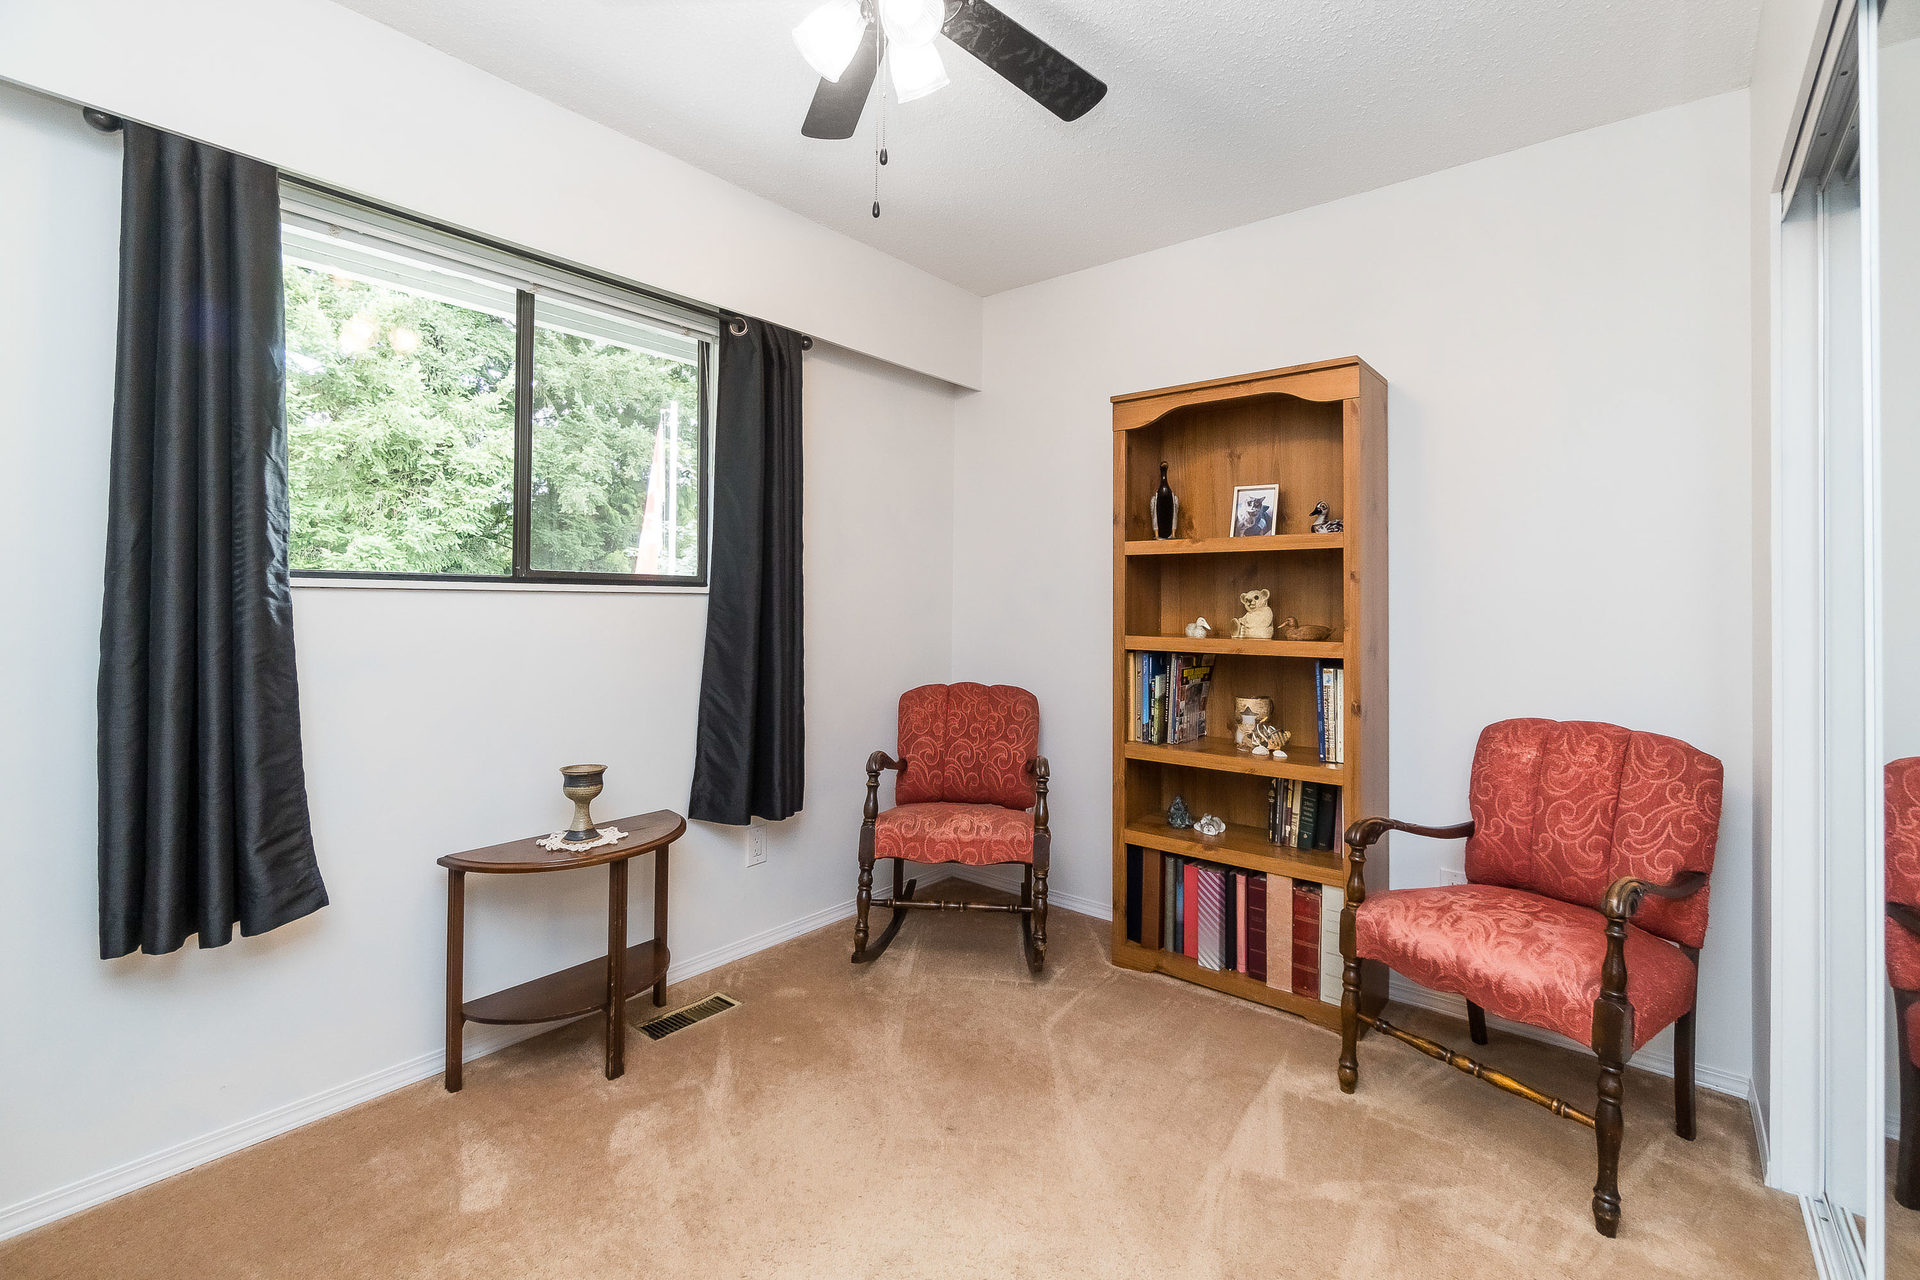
536, 827, 629, 853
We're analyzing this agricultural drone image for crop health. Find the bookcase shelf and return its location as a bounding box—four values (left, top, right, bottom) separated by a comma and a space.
1123, 736, 1345, 783
1111, 355, 1389, 1025
1126, 635, 1343, 660
1122, 814, 1344, 886
1124, 533, 1344, 556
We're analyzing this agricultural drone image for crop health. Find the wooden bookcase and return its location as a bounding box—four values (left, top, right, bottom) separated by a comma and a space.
1110, 357, 1388, 1028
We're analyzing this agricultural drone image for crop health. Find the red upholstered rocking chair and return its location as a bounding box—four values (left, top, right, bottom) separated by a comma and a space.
1337, 718, 1723, 1237
853, 683, 1051, 971
1888, 758, 1920, 1210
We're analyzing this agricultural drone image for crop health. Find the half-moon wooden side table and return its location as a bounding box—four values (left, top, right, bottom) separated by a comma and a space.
438, 809, 685, 1092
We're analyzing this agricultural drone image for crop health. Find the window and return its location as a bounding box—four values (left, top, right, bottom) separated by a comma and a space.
280, 188, 713, 586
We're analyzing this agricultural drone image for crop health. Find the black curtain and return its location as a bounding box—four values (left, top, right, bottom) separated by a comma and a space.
688, 314, 806, 825
98, 123, 327, 958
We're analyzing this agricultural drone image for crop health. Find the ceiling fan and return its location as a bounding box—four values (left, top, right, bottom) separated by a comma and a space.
792, 0, 1107, 139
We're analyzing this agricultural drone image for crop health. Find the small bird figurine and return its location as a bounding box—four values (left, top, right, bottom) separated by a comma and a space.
1185, 617, 1211, 639
1310, 501, 1343, 534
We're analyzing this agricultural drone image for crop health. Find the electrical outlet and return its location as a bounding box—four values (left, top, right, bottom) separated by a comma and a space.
745, 824, 768, 868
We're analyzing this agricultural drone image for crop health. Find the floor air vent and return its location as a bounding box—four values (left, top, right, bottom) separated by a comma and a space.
637, 993, 740, 1041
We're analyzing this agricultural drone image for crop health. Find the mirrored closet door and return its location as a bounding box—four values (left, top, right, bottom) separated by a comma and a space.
1778, 4, 1884, 1274
1877, 0, 1920, 1274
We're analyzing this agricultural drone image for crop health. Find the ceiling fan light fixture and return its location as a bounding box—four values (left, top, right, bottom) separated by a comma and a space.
878, 0, 944, 47
888, 38, 949, 103
793, 0, 867, 82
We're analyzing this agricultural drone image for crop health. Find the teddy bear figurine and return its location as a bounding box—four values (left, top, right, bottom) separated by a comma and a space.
1232, 588, 1274, 640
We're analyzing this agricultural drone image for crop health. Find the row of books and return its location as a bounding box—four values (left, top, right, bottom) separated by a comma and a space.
1126, 849, 1344, 1003
1129, 654, 1348, 765
1128, 652, 1214, 745
1268, 779, 1340, 851
1315, 660, 1346, 765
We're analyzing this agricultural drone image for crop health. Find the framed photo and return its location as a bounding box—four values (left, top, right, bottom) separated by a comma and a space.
1230, 484, 1279, 538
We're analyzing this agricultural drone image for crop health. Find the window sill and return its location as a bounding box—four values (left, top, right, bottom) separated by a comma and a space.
291, 576, 708, 597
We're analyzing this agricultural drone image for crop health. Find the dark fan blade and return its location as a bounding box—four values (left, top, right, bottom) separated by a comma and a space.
942, 0, 1106, 122
801, 19, 880, 139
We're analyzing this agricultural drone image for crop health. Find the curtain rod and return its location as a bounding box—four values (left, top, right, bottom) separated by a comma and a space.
80, 106, 813, 353
728, 317, 814, 350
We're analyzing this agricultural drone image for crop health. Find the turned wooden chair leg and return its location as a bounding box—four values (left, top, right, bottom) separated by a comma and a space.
1025, 856, 1049, 973
1899, 1056, 1920, 1210
1593, 1054, 1626, 1237
1338, 954, 1362, 1093
1898, 996, 1920, 1209
1674, 1008, 1697, 1140
1466, 1000, 1489, 1046
852, 850, 874, 962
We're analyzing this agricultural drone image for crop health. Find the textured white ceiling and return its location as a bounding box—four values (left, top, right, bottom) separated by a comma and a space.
333, 0, 1762, 295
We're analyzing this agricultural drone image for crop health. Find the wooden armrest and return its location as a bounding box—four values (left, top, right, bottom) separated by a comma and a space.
1890, 901, 1920, 938
1601, 871, 1711, 922
861, 753, 903, 830
1027, 755, 1050, 781
1344, 816, 1474, 852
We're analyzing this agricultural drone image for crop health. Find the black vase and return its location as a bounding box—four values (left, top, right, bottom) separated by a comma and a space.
1150, 461, 1179, 539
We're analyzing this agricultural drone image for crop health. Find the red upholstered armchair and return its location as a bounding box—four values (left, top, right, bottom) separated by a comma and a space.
1336, 718, 1723, 1238
853, 683, 1051, 971
1888, 758, 1920, 1210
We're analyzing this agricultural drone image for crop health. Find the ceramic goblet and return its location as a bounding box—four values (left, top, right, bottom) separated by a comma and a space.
560, 764, 606, 843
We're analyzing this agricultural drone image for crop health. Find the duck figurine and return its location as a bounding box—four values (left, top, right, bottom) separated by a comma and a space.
1185, 617, 1211, 639
1310, 501, 1343, 534
1279, 616, 1333, 643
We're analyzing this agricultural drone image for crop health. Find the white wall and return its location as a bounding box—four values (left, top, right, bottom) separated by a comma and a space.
951, 92, 1757, 1086
0, 0, 983, 389
0, 80, 956, 1232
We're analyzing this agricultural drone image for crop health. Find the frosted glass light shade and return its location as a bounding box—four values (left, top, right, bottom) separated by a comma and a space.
878, 0, 944, 47
889, 39, 949, 103
793, 0, 867, 82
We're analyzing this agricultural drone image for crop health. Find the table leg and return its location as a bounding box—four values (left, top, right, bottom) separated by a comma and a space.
653, 845, 671, 1007
606, 859, 629, 1080
445, 869, 465, 1093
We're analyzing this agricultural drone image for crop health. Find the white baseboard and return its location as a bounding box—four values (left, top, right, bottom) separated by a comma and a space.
0, 894, 865, 1243
1382, 976, 1752, 1099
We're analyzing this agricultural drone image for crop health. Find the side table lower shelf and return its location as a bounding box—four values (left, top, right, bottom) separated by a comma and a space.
464, 940, 672, 1025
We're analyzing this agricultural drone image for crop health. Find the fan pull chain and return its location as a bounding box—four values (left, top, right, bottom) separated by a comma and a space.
872, 73, 890, 218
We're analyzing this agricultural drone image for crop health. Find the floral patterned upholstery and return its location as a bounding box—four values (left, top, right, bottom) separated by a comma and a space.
875, 803, 1036, 866
1356, 885, 1698, 1051
895, 683, 1039, 811
1888, 759, 1920, 992
1464, 719, 1723, 948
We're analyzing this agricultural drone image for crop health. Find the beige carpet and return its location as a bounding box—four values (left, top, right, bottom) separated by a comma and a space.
3, 880, 1809, 1280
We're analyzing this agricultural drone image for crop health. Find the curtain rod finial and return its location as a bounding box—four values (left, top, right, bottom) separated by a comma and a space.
82, 108, 124, 133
